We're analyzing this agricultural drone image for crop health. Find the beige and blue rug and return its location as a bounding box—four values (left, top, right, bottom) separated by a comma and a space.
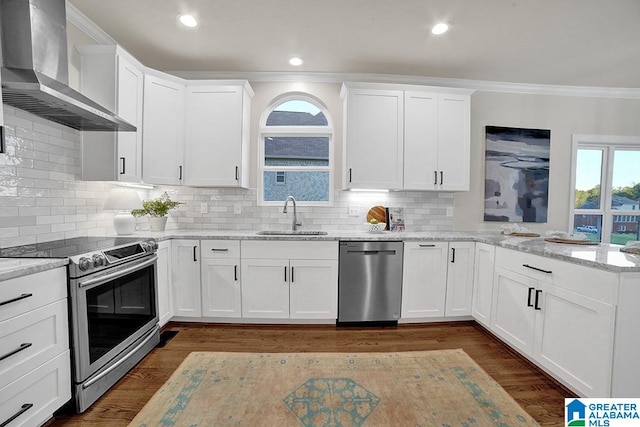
129, 349, 539, 426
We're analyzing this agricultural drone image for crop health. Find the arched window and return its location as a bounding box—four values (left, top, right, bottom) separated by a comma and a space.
259, 95, 333, 205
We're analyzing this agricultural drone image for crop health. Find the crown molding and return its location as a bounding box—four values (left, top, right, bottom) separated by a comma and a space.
66, 1, 116, 45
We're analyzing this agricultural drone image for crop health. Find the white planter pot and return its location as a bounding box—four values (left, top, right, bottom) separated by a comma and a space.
149, 216, 168, 231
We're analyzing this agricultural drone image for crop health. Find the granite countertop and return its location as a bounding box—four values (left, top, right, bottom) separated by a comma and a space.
0, 258, 68, 281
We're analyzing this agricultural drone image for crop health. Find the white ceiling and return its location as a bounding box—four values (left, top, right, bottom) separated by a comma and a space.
68, 0, 640, 89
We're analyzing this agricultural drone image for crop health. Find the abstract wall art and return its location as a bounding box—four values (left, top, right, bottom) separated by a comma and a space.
484, 126, 550, 223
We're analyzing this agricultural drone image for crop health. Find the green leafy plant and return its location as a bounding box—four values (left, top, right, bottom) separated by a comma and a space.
131, 192, 184, 218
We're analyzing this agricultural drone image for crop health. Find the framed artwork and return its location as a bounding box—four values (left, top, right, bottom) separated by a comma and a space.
484, 126, 550, 223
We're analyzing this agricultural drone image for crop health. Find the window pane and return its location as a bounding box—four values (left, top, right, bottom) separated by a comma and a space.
574, 149, 603, 210
573, 214, 602, 242
611, 150, 640, 210
263, 171, 329, 202
266, 100, 328, 126
264, 137, 329, 166
610, 215, 640, 245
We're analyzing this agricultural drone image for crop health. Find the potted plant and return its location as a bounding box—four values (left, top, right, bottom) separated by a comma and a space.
131, 192, 184, 231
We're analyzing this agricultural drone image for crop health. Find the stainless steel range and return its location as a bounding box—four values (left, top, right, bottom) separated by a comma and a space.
0, 236, 160, 412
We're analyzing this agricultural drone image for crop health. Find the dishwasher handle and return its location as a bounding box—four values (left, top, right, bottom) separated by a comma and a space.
347, 250, 397, 255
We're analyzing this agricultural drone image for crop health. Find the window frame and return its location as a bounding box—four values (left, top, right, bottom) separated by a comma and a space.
257, 95, 334, 207
570, 134, 640, 243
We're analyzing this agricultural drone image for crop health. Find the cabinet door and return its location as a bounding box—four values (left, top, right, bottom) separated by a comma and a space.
171, 240, 201, 317
534, 282, 615, 397
344, 89, 404, 189
445, 242, 475, 316
201, 259, 241, 318
156, 240, 172, 326
437, 93, 470, 191
403, 91, 438, 190
184, 86, 244, 187
142, 74, 185, 185
289, 259, 338, 319
491, 267, 536, 355
471, 243, 495, 327
241, 259, 289, 318
116, 55, 144, 182
401, 242, 448, 319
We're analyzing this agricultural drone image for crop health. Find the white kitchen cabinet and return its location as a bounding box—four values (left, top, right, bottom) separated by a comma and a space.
241, 241, 338, 320
341, 82, 473, 191
341, 86, 404, 190
201, 240, 241, 318
78, 45, 144, 182
491, 247, 616, 397
471, 242, 495, 327
0, 267, 71, 427
171, 240, 201, 318
401, 242, 448, 318
142, 70, 185, 185
156, 240, 173, 326
184, 82, 253, 187
445, 242, 475, 316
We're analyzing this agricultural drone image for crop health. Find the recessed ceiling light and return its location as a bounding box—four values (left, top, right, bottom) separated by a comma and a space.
289, 57, 304, 66
430, 22, 449, 35
178, 14, 198, 28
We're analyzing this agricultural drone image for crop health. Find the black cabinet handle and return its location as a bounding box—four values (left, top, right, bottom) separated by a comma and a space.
527, 287, 535, 307
349, 168, 352, 183
179, 165, 183, 180
1, 403, 34, 427
235, 166, 239, 181
291, 267, 295, 283
534, 290, 543, 310
434, 171, 438, 185
440, 171, 443, 185
119, 157, 126, 174
234, 265, 238, 281
523, 264, 552, 274
0, 293, 33, 307
0, 343, 32, 362
451, 247, 456, 263
284, 266, 287, 282
193, 246, 197, 262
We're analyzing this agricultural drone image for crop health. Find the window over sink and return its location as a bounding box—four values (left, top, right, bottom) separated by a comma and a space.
258, 95, 333, 206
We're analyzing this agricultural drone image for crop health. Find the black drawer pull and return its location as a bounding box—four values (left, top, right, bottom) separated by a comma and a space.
523, 264, 552, 274
527, 287, 535, 307
1, 403, 34, 427
419, 244, 436, 248
210, 248, 229, 252
534, 290, 543, 310
0, 343, 32, 362
0, 293, 33, 307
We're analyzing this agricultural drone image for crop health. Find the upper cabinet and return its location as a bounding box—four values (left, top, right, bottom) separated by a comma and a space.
341, 82, 473, 191
78, 45, 144, 182
183, 81, 253, 187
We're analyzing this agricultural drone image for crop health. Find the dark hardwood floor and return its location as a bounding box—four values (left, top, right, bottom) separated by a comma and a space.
50, 321, 571, 426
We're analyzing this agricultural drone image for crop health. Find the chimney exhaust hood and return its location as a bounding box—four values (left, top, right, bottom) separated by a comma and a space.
0, 0, 136, 131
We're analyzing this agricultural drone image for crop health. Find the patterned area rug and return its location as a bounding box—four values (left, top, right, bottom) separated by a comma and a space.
129, 349, 539, 426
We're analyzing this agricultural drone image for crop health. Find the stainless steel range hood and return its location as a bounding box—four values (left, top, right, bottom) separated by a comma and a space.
0, 0, 136, 131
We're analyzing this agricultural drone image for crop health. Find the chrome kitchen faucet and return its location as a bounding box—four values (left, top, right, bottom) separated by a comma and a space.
283, 196, 302, 231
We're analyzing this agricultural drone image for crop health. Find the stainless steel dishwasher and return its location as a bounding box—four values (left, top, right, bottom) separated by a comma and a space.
338, 241, 404, 325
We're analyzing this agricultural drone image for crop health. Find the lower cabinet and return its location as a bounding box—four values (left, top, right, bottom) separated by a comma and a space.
201, 240, 241, 318
490, 247, 615, 397
471, 242, 495, 327
171, 239, 201, 318
401, 241, 474, 320
156, 240, 173, 326
241, 241, 338, 320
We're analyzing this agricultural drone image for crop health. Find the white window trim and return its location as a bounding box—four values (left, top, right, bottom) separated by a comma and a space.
257, 95, 334, 207
570, 134, 640, 243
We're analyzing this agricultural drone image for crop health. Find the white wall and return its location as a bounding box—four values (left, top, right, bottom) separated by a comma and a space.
455, 91, 640, 232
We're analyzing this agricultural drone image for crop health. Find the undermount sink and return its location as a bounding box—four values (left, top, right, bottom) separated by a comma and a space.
256, 230, 328, 236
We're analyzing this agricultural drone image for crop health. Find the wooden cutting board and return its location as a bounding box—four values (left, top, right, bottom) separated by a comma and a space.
544, 237, 598, 245
366, 205, 387, 224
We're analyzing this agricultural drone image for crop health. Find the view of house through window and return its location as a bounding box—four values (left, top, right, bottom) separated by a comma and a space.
572, 137, 640, 244
259, 98, 333, 205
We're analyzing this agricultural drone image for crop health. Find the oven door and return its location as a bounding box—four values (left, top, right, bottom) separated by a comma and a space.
70, 255, 158, 382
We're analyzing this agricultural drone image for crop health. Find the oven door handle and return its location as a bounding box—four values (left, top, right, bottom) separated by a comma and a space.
78, 256, 157, 289
83, 324, 160, 389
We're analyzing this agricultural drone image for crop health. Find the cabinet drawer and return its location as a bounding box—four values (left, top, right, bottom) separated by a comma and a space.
0, 268, 67, 323
201, 240, 240, 259
0, 350, 71, 427
0, 300, 69, 387
495, 247, 616, 304
242, 241, 338, 260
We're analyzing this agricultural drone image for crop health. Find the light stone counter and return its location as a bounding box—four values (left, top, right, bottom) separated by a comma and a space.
0, 258, 68, 281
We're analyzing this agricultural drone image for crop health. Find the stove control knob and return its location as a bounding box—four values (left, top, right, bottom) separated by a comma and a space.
92, 253, 106, 267
78, 256, 92, 271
